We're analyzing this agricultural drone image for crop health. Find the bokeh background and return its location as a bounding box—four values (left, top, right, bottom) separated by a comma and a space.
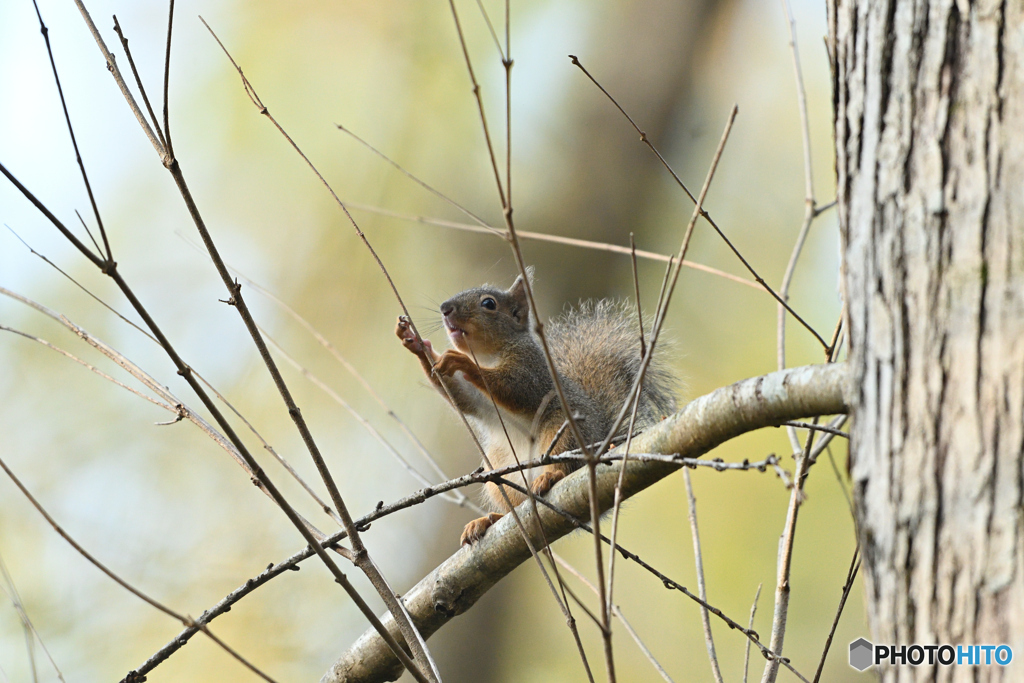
0, 0, 860, 681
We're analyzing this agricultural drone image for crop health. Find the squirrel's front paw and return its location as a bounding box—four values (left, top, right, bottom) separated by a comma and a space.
435, 349, 474, 378
460, 512, 503, 546
531, 469, 566, 497
396, 316, 433, 356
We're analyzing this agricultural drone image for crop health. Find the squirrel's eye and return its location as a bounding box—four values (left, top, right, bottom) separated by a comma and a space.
481, 297, 497, 310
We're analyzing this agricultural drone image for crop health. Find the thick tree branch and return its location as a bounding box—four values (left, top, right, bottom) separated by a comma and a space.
321, 362, 849, 683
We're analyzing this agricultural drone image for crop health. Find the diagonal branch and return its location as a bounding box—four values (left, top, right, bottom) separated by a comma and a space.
321, 362, 848, 683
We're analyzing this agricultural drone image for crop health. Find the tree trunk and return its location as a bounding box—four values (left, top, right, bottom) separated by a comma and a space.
833, 0, 1024, 676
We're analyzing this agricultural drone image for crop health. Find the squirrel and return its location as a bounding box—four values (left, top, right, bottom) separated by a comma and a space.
395, 270, 677, 546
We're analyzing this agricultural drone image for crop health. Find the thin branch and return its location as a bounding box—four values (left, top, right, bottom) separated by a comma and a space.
344, 201, 760, 288
806, 415, 847, 464
74, 209, 104, 260
552, 553, 676, 683
779, 421, 849, 439
743, 584, 763, 683
605, 255, 674, 618
629, 233, 646, 359
111, 15, 167, 149
473, 0, 505, 61
161, 0, 175, 156
191, 21, 439, 679
569, 55, 830, 352
760, 419, 818, 683
684, 470, 724, 683
31, 0, 112, 261
826, 443, 854, 518
812, 547, 860, 683
0, 325, 170, 412
5, 225, 155, 342
0, 455, 278, 683
69, 0, 167, 162
334, 125, 499, 235
0, 547, 65, 683
446, 0, 506, 209
776, 0, 820, 454
813, 199, 837, 216
781, 0, 814, 204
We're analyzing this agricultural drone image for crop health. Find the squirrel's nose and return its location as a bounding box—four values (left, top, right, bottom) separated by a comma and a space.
441, 302, 455, 317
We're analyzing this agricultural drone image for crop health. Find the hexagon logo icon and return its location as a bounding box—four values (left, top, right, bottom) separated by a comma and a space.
849, 638, 874, 671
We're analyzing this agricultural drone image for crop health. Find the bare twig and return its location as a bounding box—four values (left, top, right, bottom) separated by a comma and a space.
443, 3, 608, 677
0, 455, 278, 682
344, 201, 760, 288
161, 0, 175, 156
552, 553, 676, 683
605, 255, 674, 618
198, 20, 439, 679
743, 583, 763, 683
779, 421, 849, 439
684, 470, 725, 683
825, 443, 854, 518
0, 548, 65, 683
0, 325, 170, 412
31, 0, 111, 261
760, 422, 818, 683
6, 226, 155, 342
812, 547, 860, 683
569, 55, 829, 352
629, 233, 646, 359
334, 125, 498, 235
69, 0, 167, 161
111, 16, 167, 149
777, 0, 821, 454
473, 0, 505, 61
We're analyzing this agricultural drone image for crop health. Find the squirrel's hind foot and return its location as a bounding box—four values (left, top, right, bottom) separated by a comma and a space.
460, 512, 503, 547
531, 469, 566, 497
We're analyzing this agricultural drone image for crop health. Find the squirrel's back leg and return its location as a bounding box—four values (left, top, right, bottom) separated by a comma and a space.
460, 512, 504, 546
530, 419, 579, 496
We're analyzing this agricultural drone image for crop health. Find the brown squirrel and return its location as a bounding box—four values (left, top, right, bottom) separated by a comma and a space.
396, 271, 677, 546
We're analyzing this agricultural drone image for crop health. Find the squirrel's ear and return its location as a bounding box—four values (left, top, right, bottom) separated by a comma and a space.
508, 268, 532, 317
509, 266, 534, 292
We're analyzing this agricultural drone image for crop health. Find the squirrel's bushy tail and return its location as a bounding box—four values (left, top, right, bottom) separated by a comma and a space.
548, 300, 678, 437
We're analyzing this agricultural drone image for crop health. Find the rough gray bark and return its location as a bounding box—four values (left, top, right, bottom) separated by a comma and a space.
321, 363, 848, 683
833, 0, 1024, 676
